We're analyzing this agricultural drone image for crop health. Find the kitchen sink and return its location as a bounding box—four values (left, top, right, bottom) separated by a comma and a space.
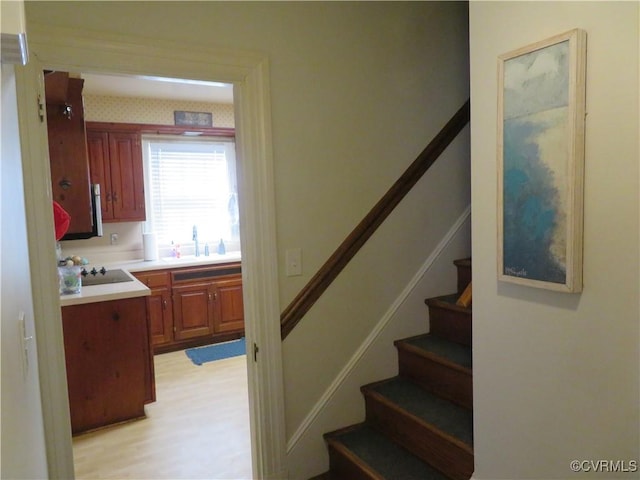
81, 268, 134, 286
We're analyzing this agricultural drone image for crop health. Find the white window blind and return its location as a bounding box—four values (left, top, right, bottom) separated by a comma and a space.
142, 136, 239, 248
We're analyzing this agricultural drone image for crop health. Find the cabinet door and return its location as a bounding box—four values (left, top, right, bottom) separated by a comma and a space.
212, 277, 245, 334
172, 282, 215, 340
133, 270, 172, 347
146, 287, 174, 347
61, 297, 153, 434
87, 130, 114, 221
46, 76, 93, 235
108, 131, 146, 221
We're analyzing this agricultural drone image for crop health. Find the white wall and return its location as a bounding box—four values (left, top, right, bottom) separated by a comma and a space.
1, 64, 49, 480
470, 2, 639, 479
24, 2, 470, 478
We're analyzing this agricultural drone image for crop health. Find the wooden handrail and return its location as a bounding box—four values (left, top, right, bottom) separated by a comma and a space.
281, 99, 471, 339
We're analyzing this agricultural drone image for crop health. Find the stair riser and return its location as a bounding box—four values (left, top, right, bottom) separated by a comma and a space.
455, 262, 471, 294
327, 442, 383, 480
364, 395, 474, 480
428, 306, 471, 346
397, 349, 473, 410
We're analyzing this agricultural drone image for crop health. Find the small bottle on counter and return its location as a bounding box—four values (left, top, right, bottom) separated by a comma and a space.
204, 243, 210, 256
175, 243, 181, 258
217, 238, 226, 255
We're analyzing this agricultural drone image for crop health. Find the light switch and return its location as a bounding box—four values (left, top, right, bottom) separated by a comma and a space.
286, 248, 302, 276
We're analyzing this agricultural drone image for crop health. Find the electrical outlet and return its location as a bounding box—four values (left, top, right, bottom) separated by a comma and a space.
110, 233, 119, 245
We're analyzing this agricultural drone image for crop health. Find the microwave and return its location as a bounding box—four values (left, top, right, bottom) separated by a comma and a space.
61, 184, 103, 240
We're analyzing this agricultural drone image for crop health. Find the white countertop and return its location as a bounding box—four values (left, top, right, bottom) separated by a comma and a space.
60, 252, 241, 307
109, 251, 242, 273
59, 269, 150, 307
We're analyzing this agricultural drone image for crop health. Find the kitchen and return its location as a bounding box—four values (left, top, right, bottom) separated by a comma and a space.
48, 71, 252, 478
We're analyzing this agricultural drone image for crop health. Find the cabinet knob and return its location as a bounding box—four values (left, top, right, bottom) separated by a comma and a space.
162, 299, 167, 310
112, 312, 120, 321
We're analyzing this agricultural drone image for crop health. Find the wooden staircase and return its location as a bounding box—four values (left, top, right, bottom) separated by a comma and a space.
315, 258, 473, 480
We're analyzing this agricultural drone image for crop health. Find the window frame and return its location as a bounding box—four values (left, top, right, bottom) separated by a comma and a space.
141, 133, 239, 253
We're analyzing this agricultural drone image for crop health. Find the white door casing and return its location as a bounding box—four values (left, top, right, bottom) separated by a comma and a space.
15, 23, 287, 479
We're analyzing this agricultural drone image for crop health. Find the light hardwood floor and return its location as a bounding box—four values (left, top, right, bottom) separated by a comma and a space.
72, 349, 253, 479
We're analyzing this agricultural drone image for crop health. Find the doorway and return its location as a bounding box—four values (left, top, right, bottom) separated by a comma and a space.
16, 27, 287, 479
51, 70, 252, 478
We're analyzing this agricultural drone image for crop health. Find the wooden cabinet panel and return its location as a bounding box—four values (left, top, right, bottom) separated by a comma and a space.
61, 297, 154, 434
213, 277, 244, 333
108, 132, 145, 221
45, 74, 93, 236
133, 270, 173, 347
172, 283, 215, 340
86, 130, 113, 220
146, 287, 174, 347
87, 124, 145, 223
135, 270, 170, 289
134, 263, 244, 353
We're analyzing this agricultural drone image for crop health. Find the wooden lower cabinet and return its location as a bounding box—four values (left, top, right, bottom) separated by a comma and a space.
172, 282, 216, 340
133, 270, 174, 347
133, 262, 244, 353
213, 276, 245, 334
61, 296, 155, 435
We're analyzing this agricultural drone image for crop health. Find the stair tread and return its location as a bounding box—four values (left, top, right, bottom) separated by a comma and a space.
400, 334, 472, 369
425, 293, 472, 313
367, 377, 473, 446
453, 257, 471, 268
329, 424, 449, 480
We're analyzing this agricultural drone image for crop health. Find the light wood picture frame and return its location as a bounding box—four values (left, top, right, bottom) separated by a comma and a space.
497, 29, 587, 293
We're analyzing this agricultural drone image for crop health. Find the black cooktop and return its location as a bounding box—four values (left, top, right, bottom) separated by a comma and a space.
81, 268, 134, 286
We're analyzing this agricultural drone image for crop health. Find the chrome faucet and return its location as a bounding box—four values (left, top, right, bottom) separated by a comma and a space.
192, 225, 200, 257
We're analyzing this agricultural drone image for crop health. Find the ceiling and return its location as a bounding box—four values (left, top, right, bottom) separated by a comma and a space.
81, 73, 234, 104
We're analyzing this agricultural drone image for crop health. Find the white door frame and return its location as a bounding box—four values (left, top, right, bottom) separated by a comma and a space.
16, 23, 287, 480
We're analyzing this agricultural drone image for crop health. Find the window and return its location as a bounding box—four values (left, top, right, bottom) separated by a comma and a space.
142, 135, 239, 252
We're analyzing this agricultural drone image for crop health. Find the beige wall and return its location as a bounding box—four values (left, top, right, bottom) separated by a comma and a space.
470, 2, 639, 478
26, 2, 470, 478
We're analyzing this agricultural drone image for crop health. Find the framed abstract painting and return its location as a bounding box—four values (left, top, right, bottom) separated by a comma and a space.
497, 29, 587, 292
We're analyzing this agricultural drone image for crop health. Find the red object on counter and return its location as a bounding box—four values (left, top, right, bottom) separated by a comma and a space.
53, 201, 71, 240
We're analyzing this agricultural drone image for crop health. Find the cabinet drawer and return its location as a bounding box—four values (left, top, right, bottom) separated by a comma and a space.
171, 263, 241, 284
133, 270, 170, 288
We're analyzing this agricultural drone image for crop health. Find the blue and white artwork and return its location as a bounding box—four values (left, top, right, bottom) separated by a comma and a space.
502, 40, 570, 284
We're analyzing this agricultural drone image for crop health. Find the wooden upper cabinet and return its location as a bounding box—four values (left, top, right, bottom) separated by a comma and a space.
86, 123, 145, 222
86, 130, 113, 220
45, 72, 93, 236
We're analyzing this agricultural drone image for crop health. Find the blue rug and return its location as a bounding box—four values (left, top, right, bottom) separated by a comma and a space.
185, 338, 246, 366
